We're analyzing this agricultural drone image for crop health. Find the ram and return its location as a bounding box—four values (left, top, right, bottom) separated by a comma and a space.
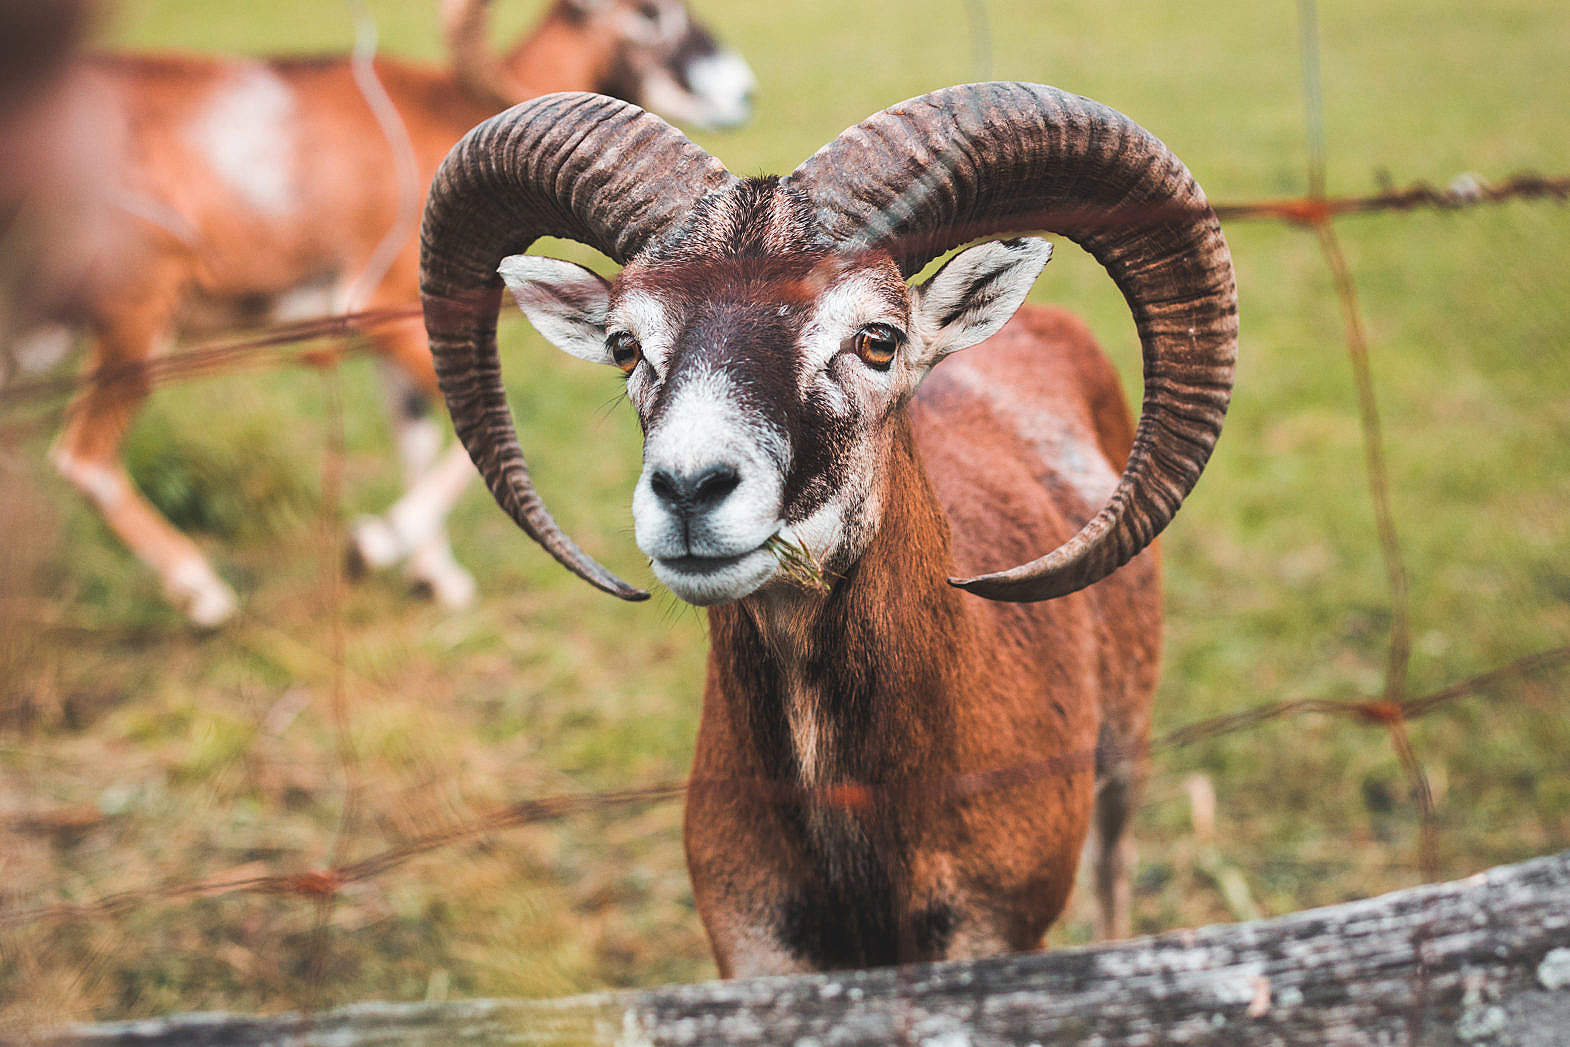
33, 0, 754, 627
421, 85, 1236, 974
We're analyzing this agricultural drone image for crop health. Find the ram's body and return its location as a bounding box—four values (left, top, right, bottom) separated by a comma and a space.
61, 53, 493, 335
689, 307, 1160, 972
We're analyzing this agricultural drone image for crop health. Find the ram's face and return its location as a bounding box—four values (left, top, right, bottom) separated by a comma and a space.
614, 253, 919, 604
584, 0, 757, 131
500, 238, 1051, 606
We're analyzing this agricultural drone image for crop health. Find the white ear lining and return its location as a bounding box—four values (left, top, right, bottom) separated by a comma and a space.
914, 237, 1053, 362
498, 255, 614, 364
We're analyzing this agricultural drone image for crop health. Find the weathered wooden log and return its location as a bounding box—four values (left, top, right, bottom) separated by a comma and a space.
36, 849, 1570, 1046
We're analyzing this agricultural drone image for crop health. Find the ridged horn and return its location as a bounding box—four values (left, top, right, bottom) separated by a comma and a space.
420, 91, 738, 599
788, 82, 1237, 602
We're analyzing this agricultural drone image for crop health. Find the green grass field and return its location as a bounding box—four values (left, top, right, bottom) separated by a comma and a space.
3, 0, 1568, 1027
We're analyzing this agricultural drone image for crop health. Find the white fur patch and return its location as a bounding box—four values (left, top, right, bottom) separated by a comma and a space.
613, 290, 678, 379
271, 282, 342, 323
633, 49, 756, 132
185, 64, 299, 217
649, 547, 777, 607
12, 325, 74, 375
723, 928, 813, 979
795, 272, 906, 397
773, 502, 849, 580
633, 368, 788, 603
681, 50, 756, 129
51, 448, 126, 509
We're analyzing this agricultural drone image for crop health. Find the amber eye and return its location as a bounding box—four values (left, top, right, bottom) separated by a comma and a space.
852, 324, 902, 369
607, 331, 642, 374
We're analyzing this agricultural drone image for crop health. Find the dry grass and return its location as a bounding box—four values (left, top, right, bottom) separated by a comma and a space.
763, 534, 831, 593
1, 0, 1568, 1029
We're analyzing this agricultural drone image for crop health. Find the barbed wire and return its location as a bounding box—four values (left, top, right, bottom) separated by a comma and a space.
3, 642, 1563, 932
0, 172, 1560, 424
0, 305, 420, 413
1214, 172, 1570, 225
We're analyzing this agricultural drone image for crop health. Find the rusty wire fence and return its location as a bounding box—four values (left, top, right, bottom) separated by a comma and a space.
1, 0, 1568, 1037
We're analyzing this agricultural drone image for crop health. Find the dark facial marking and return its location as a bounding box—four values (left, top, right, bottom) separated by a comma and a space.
617, 179, 912, 525
399, 387, 430, 421
593, 0, 723, 102
671, 22, 723, 89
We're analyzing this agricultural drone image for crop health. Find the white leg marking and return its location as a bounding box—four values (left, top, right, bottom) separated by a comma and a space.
350, 514, 403, 570
51, 448, 127, 510
379, 366, 442, 480
386, 442, 475, 553
405, 532, 476, 609
351, 443, 476, 608
395, 416, 442, 482
166, 556, 239, 630
351, 443, 473, 567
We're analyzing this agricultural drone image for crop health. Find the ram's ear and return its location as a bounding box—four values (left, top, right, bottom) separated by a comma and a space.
913, 238, 1052, 364
498, 255, 614, 364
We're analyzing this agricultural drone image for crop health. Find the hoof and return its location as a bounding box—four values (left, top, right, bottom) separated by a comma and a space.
187, 584, 239, 630
166, 559, 239, 630
407, 546, 476, 610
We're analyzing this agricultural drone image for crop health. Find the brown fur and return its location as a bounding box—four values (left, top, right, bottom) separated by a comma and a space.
0, 0, 103, 345
685, 304, 1160, 974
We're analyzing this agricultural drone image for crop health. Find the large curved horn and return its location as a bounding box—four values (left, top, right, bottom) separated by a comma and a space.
788, 82, 1237, 603
420, 91, 737, 599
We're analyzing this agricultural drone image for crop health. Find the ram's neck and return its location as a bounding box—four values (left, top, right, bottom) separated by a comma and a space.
499, 14, 614, 99
706, 418, 974, 795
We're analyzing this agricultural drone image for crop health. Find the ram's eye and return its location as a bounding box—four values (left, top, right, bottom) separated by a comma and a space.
607, 331, 643, 374
851, 324, 902, 369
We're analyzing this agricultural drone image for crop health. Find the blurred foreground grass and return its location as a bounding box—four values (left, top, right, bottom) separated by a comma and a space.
2, 0, 1568, 1026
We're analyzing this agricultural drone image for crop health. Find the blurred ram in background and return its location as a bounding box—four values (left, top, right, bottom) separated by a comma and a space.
11, 0, 755, 628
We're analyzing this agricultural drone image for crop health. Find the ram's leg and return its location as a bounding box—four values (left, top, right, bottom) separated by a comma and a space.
54, 314, 238, 628
349, 314, 475, 608
1089, 770, 1136, 940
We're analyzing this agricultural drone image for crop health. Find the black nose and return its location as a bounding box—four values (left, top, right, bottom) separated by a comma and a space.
650, 464, 741, 517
